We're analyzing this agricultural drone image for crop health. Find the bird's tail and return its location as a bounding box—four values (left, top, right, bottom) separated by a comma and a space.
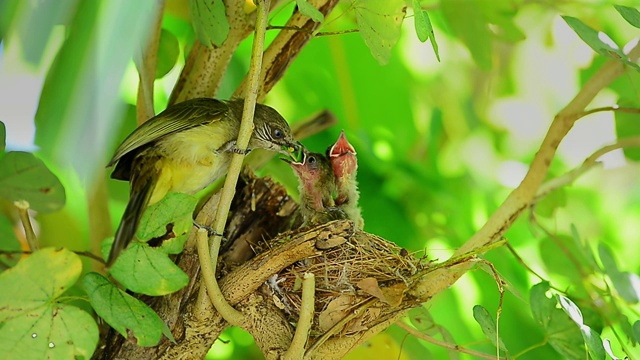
106, 174, 155, 269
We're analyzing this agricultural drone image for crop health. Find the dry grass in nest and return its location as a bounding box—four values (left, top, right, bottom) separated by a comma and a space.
265, 230, 431, 337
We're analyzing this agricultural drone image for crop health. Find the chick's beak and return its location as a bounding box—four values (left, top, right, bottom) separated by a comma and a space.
329, 130, 356, 158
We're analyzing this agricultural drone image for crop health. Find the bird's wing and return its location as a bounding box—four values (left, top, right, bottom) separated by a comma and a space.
107, 98, 229, 167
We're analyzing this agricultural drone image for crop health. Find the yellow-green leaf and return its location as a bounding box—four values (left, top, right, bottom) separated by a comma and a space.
190, 0, 229, 48
0, 151, 65, 213
351, 0, 406, 65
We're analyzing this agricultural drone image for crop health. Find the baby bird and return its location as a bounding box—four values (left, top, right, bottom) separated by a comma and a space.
327, 131, 363, 229
285, 151, 347, 227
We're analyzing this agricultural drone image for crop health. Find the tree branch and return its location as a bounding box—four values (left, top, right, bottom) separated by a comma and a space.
409, 41, 640, 300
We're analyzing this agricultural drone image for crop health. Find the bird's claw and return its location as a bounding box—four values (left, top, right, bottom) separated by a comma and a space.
193, 221, 226, 241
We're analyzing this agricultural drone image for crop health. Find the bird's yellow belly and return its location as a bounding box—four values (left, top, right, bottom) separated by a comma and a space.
148, 125, 235, 204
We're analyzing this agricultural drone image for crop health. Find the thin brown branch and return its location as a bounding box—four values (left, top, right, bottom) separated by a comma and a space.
234, 0, 340, 101
168, 0, 253, 104
135, 0, 166, 123
396, 322, 505, 360
534, 136, 640, 201
581, 106, 640, 117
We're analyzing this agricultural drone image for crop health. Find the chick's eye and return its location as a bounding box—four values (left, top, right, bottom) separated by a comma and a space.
272, 128, 283, 139
308, 156, 316, 165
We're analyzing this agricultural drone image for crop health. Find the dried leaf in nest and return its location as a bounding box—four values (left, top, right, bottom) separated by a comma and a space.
266, 227, 430, 338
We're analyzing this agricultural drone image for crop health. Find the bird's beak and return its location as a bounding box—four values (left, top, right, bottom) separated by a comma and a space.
329, 130, 356, 158
281, 144, 306, 165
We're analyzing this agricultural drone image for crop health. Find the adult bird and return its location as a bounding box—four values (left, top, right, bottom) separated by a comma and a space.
285, 151, 346, 227
106, 98, 300, 268
327, 131, 363, 229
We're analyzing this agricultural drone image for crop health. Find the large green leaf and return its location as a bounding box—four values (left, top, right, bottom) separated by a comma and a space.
598, 244, 640, 303
189, 0, 229, 48
351, 0, 406, 65
0, 151, 66, 213
0, 215, 21, 269
530, 282, 586, 359
136, 192, 197, 254
0, 248, 98, 358
558, 295, 606, 360
34, 0, 157, 178
82, 272, 166, 347
105, 241, 189, 296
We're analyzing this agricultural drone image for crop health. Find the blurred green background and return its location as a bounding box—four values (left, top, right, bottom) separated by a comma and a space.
1, 0, 639, 359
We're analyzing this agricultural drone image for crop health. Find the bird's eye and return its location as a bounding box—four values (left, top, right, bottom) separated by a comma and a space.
272, 128, 283, 139
307, 156, 317, 165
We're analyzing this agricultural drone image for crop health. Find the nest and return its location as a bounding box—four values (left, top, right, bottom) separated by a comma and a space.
265, 229, 431, 338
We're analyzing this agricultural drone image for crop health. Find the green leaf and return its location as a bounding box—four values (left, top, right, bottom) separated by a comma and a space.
534, 187, 567, 218
190, 0, 229, 48
13, 0, 78, 66
472, 305, 507, 351
0, 120, 5, 153
412, 0, 428, 42
478, 0, 525, 42
0, 151, 66, 213
136, 193, 198, 241
0, 215, 21, 269
0, 304, 98, 359
633, 320, 640, 343
82, 272, 165, 347
581, 326, 606, 360
108, 242, 189, 296
562, 16, 640, 71
0, 247, 82, 322
351, 0, 406, 65
441, 0, 492, 69
614, 5, 640, 29
529, 282, 586, 359
295, 0, 324, 23
155, 29, 180, 79
34, 0, 157, 179
598, 244, 640, 303
408, 307, 437, 335
137, 192, 197, 254
614, 99, 640, 161
412, 0, 440, 61
570, 224, 599, 271
0, 248, 97, 358
539, 237, 583, 284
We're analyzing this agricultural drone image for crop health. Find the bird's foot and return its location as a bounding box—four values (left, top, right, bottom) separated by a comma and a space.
193, 221, 226, 241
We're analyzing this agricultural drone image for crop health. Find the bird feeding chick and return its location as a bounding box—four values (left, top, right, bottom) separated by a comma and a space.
106, 98, 300, 268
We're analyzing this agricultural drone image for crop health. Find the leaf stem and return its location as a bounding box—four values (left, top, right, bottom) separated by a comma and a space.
14, 201, 38, 252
